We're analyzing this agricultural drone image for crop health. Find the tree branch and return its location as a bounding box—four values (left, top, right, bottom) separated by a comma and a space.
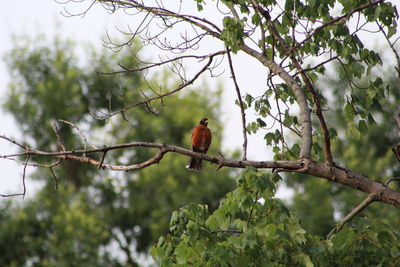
377, 21, 400, 77
111, 230, 139, 267
0, 154, 30, 198
251, 0, 333, 165
94, 0, 314, 158
226, 48, 248, 161
96, 51, 226, 75
329, 176, 400, 238
393, 110, 400, 162
239, 44, 313, 159
327, 193, 376, 239
91, 55, 215, 120
2, 136, 400, 209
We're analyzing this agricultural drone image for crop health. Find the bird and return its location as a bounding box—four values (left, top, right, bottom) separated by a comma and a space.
187, 117, 212, 170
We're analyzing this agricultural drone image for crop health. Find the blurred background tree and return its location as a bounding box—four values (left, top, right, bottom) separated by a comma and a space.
0, 36, 236, 266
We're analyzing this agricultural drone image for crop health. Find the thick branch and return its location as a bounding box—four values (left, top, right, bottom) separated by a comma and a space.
303, 159, 400, 208
3, 136, 400, 208
0, 137, 303, 171
239, 44, 312, 159
251, 0, 333, 165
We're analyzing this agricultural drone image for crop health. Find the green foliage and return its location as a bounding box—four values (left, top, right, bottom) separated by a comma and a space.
152, 168, 314, 266
221, 17, 246, 53
327, 218, 400, 266
152, 168, 400, 266
195, 0, 205, 11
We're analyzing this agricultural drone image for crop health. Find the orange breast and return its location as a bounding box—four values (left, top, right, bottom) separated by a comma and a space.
191, 125, 212, 152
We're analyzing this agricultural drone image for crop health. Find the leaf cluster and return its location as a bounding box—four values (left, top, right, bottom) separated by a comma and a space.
152, 167, 400, 266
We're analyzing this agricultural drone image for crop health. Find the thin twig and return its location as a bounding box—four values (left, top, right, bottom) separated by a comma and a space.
99, 151, 107, 169
327, 193, 375, 239
22, 154, 30, 198
268, 77, 286, 157
50, 167, 59, 190
377, 22, 400, 77
97, 50, 226, 75
52, 121, 66, 151
393, 111, 400, 162
91, 55, 215, 120
59, 119, 88, 152
385, 177, 400, 187
1, 155, 30, 198
226, 48, 247, 161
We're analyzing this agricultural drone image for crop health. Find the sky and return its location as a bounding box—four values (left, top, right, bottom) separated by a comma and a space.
0, 1, 286, 197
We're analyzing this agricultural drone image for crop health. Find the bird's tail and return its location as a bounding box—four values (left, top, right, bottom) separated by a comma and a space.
187, 157, 202, 170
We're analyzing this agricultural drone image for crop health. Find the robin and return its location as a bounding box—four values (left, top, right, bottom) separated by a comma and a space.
187, 118, 212, 170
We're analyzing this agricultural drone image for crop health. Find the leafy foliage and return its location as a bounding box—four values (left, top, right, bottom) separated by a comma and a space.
221, 17, 246, 53
152, 168, 400, 266
152, 168, 312, 266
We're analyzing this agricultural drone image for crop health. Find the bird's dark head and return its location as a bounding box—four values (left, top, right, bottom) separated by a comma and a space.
200, 118, 209, 126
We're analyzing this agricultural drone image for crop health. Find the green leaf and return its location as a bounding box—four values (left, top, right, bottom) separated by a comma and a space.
245, 93, 254, 106
367, 113, 376, 125
257, 118, 266, 127
221, 17, 245, 53
328, 128, 338, 138
373, 77, 383, 87
240, 4, 249, 14
252, 13, 261, 25
388, 26, 397, 38
357, 120, 368, 135
194, 0, 204, 11
344, 102, 355, 121
308, 72, 318, 83
347, 125, 361, 141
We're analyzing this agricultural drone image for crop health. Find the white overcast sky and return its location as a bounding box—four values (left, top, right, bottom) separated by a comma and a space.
0, 0, 276, 197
